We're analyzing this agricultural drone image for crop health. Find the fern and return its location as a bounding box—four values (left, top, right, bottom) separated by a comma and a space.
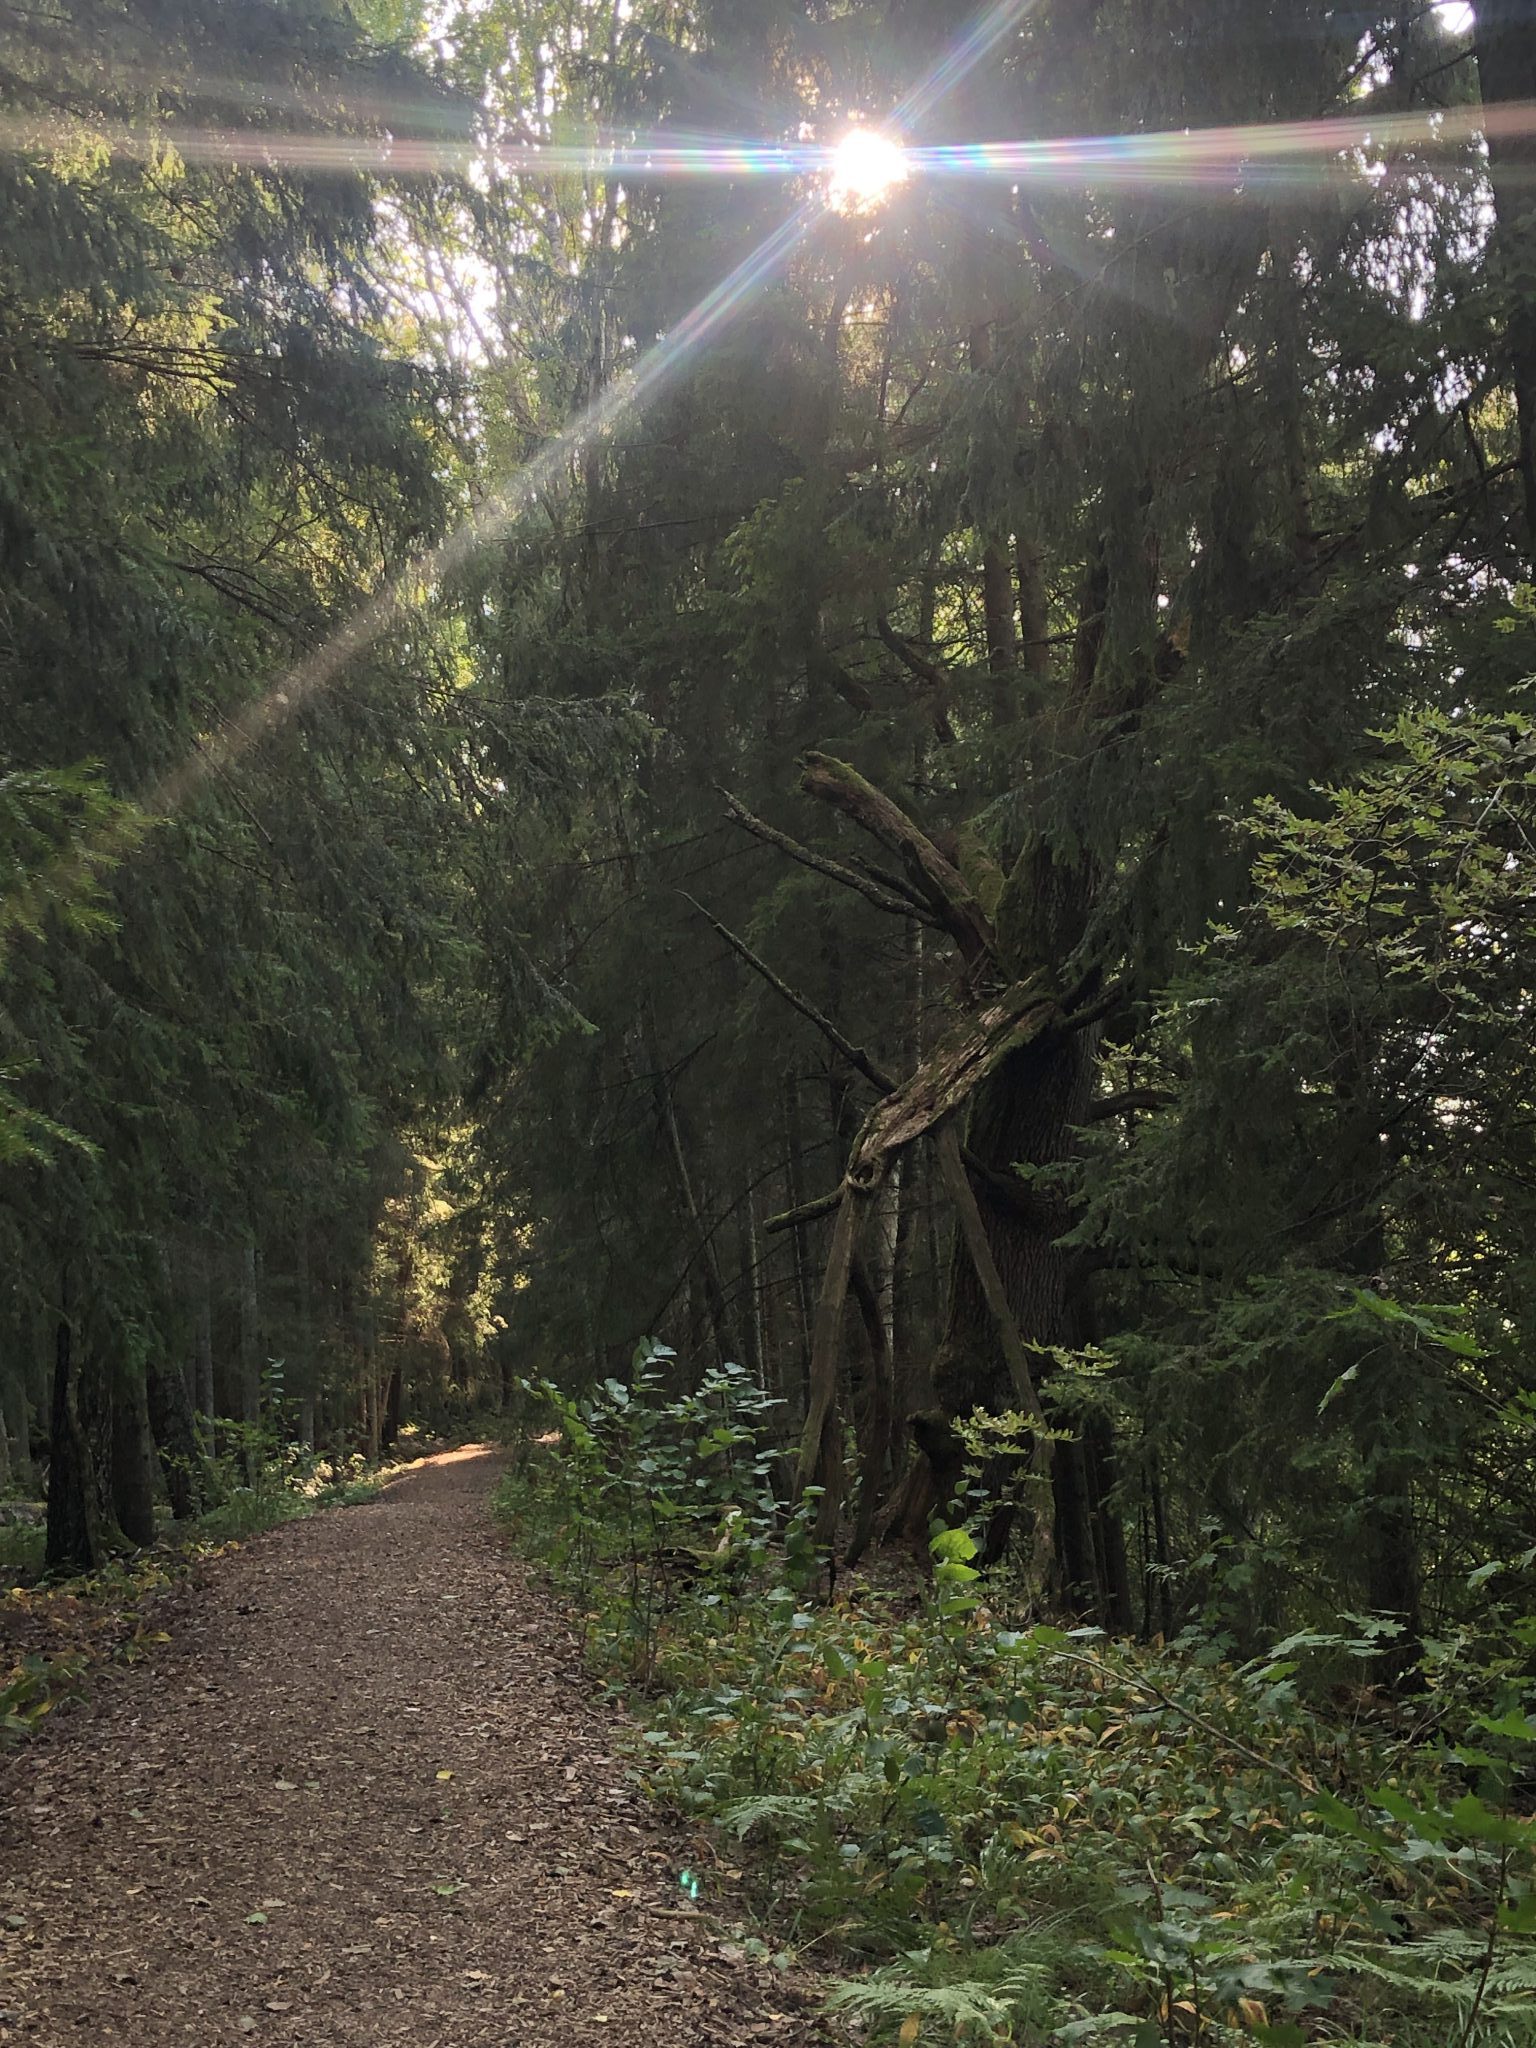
827, 1962, 1051, 2041
1485, 1946, 1536, 1995
1337, 1929, 1536, 2014
719, 1793, 817, 1835
720, 1772, 881, 1837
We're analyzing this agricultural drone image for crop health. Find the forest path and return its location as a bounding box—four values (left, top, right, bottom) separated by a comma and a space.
0, 1447, 833, 2047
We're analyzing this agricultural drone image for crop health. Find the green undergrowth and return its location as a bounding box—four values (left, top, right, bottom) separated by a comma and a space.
498, 1352, 1536, 2047
0, 1434, 412, 1746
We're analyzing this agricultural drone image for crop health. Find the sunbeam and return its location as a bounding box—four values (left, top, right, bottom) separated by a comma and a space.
147, 204, 820, 817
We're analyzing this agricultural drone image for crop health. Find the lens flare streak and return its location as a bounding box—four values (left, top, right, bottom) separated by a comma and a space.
4, 99, 1534, 197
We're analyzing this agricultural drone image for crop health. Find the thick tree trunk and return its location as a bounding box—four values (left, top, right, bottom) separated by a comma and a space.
45, 1287, 116, 1574
145, 1344, 207, 1520
110, 1362, 158, 1547
928, 1017, 1131, 1626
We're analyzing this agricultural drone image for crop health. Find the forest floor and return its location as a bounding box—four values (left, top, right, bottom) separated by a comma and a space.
0, 1446, 839, 2047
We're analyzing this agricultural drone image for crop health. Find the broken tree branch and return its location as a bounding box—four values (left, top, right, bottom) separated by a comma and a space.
933, 1122, 1050, 1435
845, 981, 1059, 1187
793, 1181, 868, 1545
933, 1118, 1055, 1586
799, 751, 996, 972
1086, 1087, 1172, 1122
806, 644, 875, 715
876, 615, 957, 743
718, 786, 932, 925
765, 1186, 845, 1235
679, 892, 897, 1096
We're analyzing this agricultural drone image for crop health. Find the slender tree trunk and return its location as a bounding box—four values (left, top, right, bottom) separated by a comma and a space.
10, 1356, 33, 1489
846, 1252, 897, 1564
1149, 1456, 1174, 1640
782, 1074, 815, 1416
296, 1218, 316, 1452
890, 915, 931, 1428
968, 317, 1017, 726
381, 1363, 402, 1452
1017, 532, 1051, 681
238, 1240, 260, 1481
649, 1016, 737, 1365
794, 1185, 868, 1547
1478, 5, 1536, 571
362, 1299, 380, 1463
890, 1144, 927, 1435
740, 1192, 766, 1390
194, 1251, 215, 1457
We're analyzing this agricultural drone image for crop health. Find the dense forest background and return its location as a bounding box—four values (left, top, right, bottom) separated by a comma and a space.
2, 0, 1534, 1664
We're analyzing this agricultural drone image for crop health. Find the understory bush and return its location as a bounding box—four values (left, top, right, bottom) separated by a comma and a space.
500, 1350, 1536, 2047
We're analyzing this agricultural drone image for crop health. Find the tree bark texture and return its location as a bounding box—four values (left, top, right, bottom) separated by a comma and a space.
239, 1240, 260, 1480
145, 1342, 207, 1520
110, 1360, 158, 1547
45, 1284, 118, 1574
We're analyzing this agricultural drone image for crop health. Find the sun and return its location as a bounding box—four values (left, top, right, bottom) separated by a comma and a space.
829, 126, 908, 210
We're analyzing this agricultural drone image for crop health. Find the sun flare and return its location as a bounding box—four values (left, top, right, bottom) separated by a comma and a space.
829, 125, 908, 209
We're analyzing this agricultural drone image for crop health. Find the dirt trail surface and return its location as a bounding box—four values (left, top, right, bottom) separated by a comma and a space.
0, 1448, 837, 2046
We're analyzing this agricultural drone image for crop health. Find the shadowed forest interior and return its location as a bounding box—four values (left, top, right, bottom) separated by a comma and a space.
3, 2, 1536, 2041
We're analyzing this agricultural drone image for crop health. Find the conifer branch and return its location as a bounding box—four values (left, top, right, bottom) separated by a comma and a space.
1086, 1088, 1173, 1121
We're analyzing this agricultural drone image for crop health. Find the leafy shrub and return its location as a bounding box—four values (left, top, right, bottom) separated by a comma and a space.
505, 1357, 1536, 2046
